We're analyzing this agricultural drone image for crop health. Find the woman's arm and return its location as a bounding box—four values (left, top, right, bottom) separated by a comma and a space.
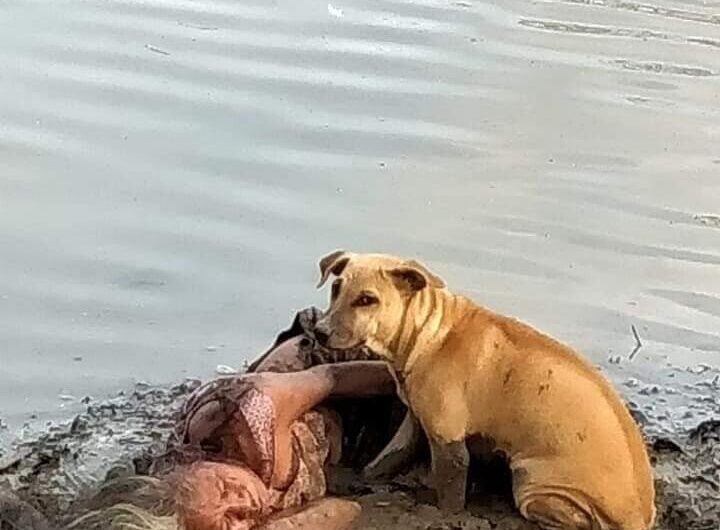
261, 361, 395, 428
249, 336, 310, 373
257, 497, 360, 530
254, 360, 396, 490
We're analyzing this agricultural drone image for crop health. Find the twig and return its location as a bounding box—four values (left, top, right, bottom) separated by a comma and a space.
178, 21, 219, 31
629, 325, 643, 360
144, 44, 170, 56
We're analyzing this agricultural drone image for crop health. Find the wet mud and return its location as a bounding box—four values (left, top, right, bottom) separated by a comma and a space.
0, 380, 717, 530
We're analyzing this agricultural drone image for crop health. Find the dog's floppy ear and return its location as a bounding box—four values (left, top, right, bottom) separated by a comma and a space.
390, 260, 445, 292
404, 259, 445, 289
317, 250, 351, 288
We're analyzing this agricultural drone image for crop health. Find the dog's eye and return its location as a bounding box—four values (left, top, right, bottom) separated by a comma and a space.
353, 294, 379, 307
331, 280, 342, 299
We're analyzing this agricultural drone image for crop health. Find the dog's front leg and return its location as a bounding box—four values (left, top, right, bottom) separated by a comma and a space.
429, 438, 469, 514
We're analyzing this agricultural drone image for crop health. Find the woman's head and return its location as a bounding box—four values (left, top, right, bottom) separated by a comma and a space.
174, 462, 269, 530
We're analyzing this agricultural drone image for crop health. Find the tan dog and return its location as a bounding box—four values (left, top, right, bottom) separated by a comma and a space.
313, 250, 656, 530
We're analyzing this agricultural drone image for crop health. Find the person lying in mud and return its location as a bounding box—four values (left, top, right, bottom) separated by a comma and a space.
88, 307, 407, 530
162, 366, 394, 530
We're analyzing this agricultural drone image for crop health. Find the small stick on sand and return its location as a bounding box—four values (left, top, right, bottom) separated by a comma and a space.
629, 325, 643, 361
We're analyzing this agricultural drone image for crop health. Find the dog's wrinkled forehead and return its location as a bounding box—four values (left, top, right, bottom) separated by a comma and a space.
340, 262, 397, 290
345, 255, 407, 274
317, 251, 405, 288
316, 250, 446, 291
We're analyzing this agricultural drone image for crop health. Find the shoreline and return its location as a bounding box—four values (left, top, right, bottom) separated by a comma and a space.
0, 379, 718, 530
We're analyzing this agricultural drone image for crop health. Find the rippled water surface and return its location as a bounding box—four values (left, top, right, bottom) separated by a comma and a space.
1, 0, 719, 436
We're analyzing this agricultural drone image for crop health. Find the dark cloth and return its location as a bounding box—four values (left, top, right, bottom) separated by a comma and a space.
247, 307, 380, 372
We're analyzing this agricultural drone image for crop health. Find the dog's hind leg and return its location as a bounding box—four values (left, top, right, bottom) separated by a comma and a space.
515, 481, 606, 530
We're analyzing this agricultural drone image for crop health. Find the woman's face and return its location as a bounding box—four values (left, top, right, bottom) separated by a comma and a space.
175, 461, 270, 530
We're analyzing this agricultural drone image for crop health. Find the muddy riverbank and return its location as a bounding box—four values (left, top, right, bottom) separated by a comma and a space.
1, 379, 717, 530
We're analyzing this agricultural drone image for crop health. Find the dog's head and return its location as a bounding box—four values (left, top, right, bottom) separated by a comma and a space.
313, 250, 445, 357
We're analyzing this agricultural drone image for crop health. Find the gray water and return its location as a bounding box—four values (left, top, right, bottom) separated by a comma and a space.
1, 0, 719, 440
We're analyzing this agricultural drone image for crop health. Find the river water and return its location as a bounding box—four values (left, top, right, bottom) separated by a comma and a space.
1, 0, 719, 441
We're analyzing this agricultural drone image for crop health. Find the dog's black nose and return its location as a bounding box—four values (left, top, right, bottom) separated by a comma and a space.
314, 328, 330, 346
